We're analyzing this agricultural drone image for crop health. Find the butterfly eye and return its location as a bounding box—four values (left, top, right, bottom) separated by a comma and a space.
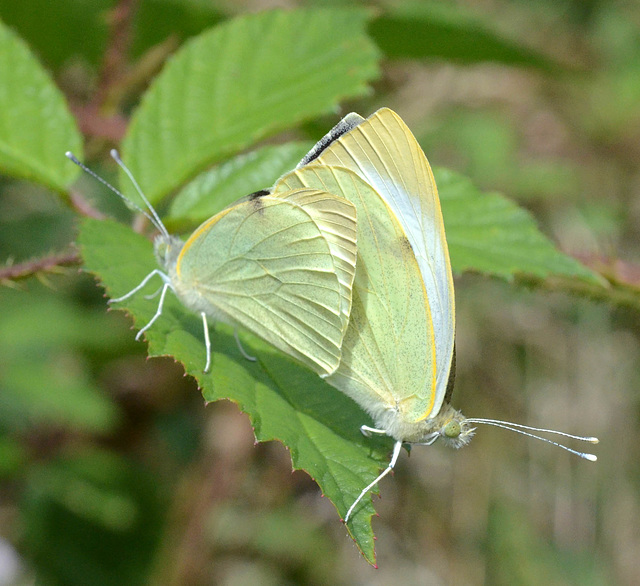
443, 420, 461, 439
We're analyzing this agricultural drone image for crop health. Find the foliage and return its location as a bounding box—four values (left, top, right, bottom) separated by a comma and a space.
1, 1, 638, 583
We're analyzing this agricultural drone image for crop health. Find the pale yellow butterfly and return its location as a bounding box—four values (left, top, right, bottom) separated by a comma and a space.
67, 151, 357, 376
274, 109, 598, 522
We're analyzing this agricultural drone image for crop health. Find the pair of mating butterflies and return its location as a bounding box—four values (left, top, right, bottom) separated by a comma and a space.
71, 108, 597, 523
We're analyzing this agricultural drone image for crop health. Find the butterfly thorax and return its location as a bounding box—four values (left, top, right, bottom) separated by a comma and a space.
154, 233, 235, 326
154, 234, 200, 308
375, 403, 475, 448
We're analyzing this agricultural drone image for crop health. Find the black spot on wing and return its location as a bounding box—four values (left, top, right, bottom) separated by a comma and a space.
298, 113, 364, 166
247, 189, 271, 200
399, 234, 414, 253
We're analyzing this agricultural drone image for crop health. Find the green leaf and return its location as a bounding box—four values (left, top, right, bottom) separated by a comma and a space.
0, 436, 26, 478
0, 19, 82, 192
1, 358, 119, 433
369, 3, 559, 70
22, 448, 164, 586
78, 217, 393, 566
0, 289, 122, 433
121, 8, 380, 204
131, 0, 224, 59
0, 0, 111, 70
436, 167, 604, 284
167, 142, 313, 229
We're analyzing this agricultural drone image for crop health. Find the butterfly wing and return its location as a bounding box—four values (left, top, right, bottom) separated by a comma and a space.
301, 108, 455, 419
274, 189, 357, 343
274, 166, 437, 426
175, 192, 356, 376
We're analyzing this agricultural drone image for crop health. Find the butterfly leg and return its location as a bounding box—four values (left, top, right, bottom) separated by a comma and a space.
143, 285, 164, 300
360, 425, 388, 437
414, 433, 441, 446
109, 269, 168, 303
201, 312, 212, 373
345, 440, 403, 524
135, 282, 170, 340
234, 328, 257, 362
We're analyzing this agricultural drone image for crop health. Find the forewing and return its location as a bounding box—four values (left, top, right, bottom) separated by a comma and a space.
275, 166, 437, 422
177, 195, 347, 375
274, 189, 357, 343
305, 108, 455, 417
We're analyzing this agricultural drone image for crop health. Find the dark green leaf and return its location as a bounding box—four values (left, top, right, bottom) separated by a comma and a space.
0, 437, 26, 477
0, 0, 111, 70
22, 448, 164, 586
131, 0, 224, 59
370, 3, 559, 70
0, 291, 122, 433
78, 217, 393, 565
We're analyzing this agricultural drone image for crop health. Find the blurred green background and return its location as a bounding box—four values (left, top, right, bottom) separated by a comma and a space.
1, 0, 639, 584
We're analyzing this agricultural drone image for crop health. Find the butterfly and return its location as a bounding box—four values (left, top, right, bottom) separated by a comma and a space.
67, 151, 357, 377
272, 108, 598, 522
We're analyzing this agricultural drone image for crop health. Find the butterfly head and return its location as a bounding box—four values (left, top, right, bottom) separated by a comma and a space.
437, 410, 476, 449
409, 403, 475, 449
154, 234, 184, 272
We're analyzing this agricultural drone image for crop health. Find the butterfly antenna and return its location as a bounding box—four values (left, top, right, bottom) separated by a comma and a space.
65, 151, 167, 237
465, 418, 598, 461
109, 149, 169, 239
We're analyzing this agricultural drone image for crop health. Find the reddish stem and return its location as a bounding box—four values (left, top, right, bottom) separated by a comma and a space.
0, 250, 81, 282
